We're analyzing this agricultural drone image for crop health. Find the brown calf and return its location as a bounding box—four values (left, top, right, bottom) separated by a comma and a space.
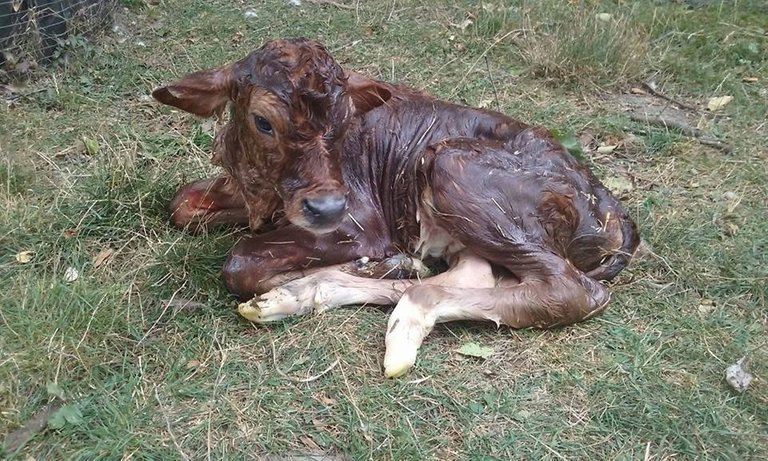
153, 38, 640, 377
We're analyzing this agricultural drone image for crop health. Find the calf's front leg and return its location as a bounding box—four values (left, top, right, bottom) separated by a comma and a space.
169, 175, 249, 231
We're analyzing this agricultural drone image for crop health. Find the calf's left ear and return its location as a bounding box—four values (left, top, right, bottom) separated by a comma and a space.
152, 64, 235, 118
346, 72, 392, 115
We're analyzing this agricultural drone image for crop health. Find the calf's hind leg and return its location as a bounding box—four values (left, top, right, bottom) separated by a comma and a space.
382, 264, 609, 377
381, 137, 615, 377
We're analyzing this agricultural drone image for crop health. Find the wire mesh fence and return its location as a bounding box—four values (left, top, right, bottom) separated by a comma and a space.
1, 0, 118, 79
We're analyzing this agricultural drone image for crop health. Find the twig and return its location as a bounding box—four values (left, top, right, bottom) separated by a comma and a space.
306, 0, 355, 10
628, 113, 732, 153
3, 403, 62, 453
154, 388, 190, 461
484, 56, 500, 111
271, 340, 340, 383
641, 81, 699, 112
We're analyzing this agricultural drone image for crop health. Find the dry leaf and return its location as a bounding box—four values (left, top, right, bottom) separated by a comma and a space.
742, 76, 758, 83
720, 191, 741, 214
630, 87, 648, 95
452, 18, 473, 31
312, 418, 327, 430
64, 267, 79, 283
603, 176, 634, 195
697, 298, 715, 316
186, 360, 201, 369
15, 250, 34, 264
596, 145, 617, 154
707, 96, 733, 112
62, 228, 78, 239
723, 222, 739, 237
317, 394, 337, 407
595, 13, 612, 22
300, 434, 321, 451
92, 249, 114, 268
725, 357, 753, 393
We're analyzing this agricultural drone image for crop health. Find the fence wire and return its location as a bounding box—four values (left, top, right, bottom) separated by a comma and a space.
1, 0, 118, 76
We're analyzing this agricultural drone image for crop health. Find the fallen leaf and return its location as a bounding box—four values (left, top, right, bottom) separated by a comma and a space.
596, 145, 617, 154
603, 175, 634, 195
595, 13, 612, 22
629, 87, 648, 95
456, 342, 494, 359
312, 418, 327, 430
15, 250, 34, 264
551, 129, 586, 162
513, 409, 532, 421
46, 382, 65, 399
452, 18, 473, 31
64, 267, 79, 283
63, 228, 78, 239
200, 118, 216, 135
720, 191, 741, 214
697, 298, 715, 316
742, 76, 758, 83
707, 95, 733, 112
317, 394, 337, 407
185, 359, 201, 369
300, 434, 321, 451
92, 248, 114, 268
81, 136, 99, 155
723, 222, 739, 237
477, 98, 495, 109
48, 404, 84, 429
725, 357, 753, 393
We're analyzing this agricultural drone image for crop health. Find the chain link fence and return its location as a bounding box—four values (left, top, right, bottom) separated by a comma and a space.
1, 0, 118, 80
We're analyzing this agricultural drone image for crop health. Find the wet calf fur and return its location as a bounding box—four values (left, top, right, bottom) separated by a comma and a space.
152, 38, 640, 377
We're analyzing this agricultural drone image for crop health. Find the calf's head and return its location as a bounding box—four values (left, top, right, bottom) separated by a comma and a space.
152, 38, 391, 233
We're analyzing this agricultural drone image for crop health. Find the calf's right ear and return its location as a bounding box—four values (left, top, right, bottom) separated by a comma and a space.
152, 65, 234, 118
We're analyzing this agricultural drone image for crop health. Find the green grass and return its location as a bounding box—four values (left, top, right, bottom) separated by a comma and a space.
2, 0, 767, 459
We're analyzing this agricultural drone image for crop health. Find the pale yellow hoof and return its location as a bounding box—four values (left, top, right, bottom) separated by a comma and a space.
383, 347, 417, 379
383, 360, 414, 379
237, 299, 262, 322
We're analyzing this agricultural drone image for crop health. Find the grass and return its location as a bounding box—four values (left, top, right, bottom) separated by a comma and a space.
1, 0, 767, 459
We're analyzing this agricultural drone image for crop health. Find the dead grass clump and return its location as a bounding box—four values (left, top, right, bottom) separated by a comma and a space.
517, 2, 649, 88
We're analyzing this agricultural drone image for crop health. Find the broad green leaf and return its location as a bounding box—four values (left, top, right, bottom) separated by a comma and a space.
456, 342, 494, 359
81, 136, 99, 155
46, 382, 65, 399
550, 128, 586, 162
48, 405, 84, 429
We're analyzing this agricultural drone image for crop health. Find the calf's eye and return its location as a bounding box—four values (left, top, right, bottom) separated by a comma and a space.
254, 116, 273, 135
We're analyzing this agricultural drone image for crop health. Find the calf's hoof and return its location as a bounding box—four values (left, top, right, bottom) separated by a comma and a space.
237, 287, 306, 323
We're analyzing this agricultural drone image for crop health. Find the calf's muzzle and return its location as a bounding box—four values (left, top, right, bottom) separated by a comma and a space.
302, 193, 347, 227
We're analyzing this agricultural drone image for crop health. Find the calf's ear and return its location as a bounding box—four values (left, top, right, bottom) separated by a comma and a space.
152, 65, 235, 118
346, 72, 392, 115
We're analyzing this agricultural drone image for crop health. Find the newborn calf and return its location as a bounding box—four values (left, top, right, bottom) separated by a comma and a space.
153, 38, 640, 378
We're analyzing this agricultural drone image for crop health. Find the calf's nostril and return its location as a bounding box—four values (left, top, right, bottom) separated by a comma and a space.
302, 195, 347, 222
